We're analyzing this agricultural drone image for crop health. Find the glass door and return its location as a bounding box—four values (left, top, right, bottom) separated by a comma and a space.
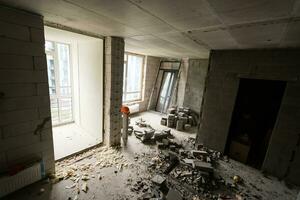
46, 41, 73, 126
156, 71, 176, 113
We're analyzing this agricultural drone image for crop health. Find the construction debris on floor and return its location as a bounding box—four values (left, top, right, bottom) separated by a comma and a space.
32, 135, 296, 200
3, 112, 298, 200
161, 106, 198, 131
128, 136, 250, 200
48, 146, 134, 199
129, 117, 258, 199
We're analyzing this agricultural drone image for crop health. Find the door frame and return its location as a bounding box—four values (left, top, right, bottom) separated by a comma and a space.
156, 69, 178, 113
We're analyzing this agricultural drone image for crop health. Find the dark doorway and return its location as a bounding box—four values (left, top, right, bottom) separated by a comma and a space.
225, 78, 286, 169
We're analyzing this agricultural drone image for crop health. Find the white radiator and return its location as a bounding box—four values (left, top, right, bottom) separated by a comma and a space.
128, 104, 140, 114
0, 162, 42, 198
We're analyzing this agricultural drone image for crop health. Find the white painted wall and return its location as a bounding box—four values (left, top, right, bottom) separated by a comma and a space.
77, 41, 103, 139
44, 26, 103, 142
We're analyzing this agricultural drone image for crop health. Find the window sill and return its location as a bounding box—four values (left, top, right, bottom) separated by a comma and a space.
123, 100, 143, 106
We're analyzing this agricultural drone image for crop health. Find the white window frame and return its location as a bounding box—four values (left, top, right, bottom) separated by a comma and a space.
123, 52, 145, 103
45, 40, 74, 126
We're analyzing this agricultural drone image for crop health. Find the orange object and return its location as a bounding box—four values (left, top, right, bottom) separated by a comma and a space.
120, 105, 130, 115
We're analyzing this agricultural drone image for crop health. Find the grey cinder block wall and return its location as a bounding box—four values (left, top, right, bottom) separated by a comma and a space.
137, 56, 161, 112
0, 5, 55, 174
183, 59, 208, 114
197, 49, 300, 185
104, 36, 124, 146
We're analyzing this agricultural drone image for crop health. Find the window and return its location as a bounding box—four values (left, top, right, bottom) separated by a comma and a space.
45, 41, 73, 126
123, 53, 145, 102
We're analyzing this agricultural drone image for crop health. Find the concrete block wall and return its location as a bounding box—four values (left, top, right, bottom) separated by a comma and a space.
138, 56, 161, 112
104, 36, 124, 146
0, 5, 54, 173
172, 58, 188, 107
198, 49, 300, 185
183, 59, 208, 114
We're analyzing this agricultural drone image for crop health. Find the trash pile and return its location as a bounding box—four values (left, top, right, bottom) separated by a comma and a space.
161, 106, 199, 131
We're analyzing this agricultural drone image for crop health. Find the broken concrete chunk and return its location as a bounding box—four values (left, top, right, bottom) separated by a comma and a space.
162, 138, 169, 146
156, 141, 165, 149
179, 149, 189, 157
163, 129, 171, 135
168, 107, 176, 114
183, 158, 194, 166
81, 175, 89, 181
192, 160, 213, 173
135, 118, 148, 127
151, 175, 166, 185
81, 182, 88, 192
65, 183, 76, 189
141, 129, 155, 142
191, 150, 208, 158
166, 189, 183, 200
153, 131, 169, 141
206, 157, 211, 163
134, 130, 144, 138
161, 118, 167, 126
176, 120, 184, 131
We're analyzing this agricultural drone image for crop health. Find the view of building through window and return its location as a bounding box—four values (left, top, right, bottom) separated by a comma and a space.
123, 53, 144, 102
45, 41, 73, 125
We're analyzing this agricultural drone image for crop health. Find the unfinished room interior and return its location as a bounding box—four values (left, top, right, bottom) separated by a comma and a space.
0, 1, 300, 200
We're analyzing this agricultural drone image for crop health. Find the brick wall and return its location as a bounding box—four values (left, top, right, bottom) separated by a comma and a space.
104, 36, 124, 146
0, 5, 54, 173
198, 49, 300, 185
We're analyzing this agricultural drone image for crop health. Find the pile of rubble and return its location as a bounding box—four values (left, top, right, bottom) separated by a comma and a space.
133, 118, 174, 143
127, 117, 250, 199
161, 106, 198, 131
128, 136, 247, 200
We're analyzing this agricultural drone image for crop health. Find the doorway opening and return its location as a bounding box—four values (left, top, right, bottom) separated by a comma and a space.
45, 27, 104, 160
153, 61, 181, 114
156, 71, 177, 113
225, 78, 286, 169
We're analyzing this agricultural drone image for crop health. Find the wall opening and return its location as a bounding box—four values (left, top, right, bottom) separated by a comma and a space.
156, 70, 177, 113
46, 41, 73, 126
225, 78, 286, 169
152, 61, 181, 113
45, 26, 104, 160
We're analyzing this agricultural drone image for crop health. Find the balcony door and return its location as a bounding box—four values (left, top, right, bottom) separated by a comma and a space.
46, 41, 73, 126
156, 71, 176, 113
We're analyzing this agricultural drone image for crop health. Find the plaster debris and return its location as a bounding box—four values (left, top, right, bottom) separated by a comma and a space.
65, 183, 76, 189
81, 182, 88, 192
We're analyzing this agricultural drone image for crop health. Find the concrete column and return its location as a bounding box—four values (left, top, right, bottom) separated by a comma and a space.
104, 36, 124, 146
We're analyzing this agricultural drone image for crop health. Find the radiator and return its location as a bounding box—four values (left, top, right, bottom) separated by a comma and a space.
0, 162, 42, 198
128, 104, 140, 114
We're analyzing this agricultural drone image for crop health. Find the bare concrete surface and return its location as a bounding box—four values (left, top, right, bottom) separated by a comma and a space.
52, 123, 101, 160
3, 112, 299, 200
1, 1, 300, 58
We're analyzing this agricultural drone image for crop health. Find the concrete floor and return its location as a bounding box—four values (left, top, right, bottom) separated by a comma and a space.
3, 111, 299, 200
53, 123, 101, 160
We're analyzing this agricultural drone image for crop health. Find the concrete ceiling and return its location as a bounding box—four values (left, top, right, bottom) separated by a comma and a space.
0, 0, 300, 58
